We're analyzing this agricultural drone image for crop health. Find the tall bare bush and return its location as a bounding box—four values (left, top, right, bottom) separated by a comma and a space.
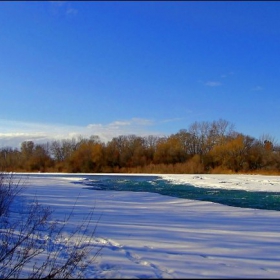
0, 173, 102, 279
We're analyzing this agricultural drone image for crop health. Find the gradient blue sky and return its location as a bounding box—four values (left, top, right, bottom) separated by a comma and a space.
1, 1, 280, 148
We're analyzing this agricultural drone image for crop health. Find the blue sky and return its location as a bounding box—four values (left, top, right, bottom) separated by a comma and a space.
1, 1, 280, 148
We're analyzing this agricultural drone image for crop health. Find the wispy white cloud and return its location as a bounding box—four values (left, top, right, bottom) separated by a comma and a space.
0, 118, 162, 148
49, 1, 78, 17
66, 7, 78, 16
221, 72, 234, 78
205, 81, 222, 87
252, 85, 263, 91
160, 118, 184, 123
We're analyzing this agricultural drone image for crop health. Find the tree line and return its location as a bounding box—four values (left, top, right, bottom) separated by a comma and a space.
1, 119, 279, 174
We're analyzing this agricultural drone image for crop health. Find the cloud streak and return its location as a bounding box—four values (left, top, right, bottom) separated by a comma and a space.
252, 85, 263, 91
49, 1, 78, 17
0, 118, 163, 148
205, 81, 222, 87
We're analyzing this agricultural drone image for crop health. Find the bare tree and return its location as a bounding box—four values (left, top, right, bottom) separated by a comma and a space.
0, 173, 103, 279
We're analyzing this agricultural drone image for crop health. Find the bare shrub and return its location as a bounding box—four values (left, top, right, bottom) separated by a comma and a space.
0, 173, 102, 279
0, 173, 23, 217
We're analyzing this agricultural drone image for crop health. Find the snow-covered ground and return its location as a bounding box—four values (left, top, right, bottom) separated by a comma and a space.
14, 173, 280, 278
